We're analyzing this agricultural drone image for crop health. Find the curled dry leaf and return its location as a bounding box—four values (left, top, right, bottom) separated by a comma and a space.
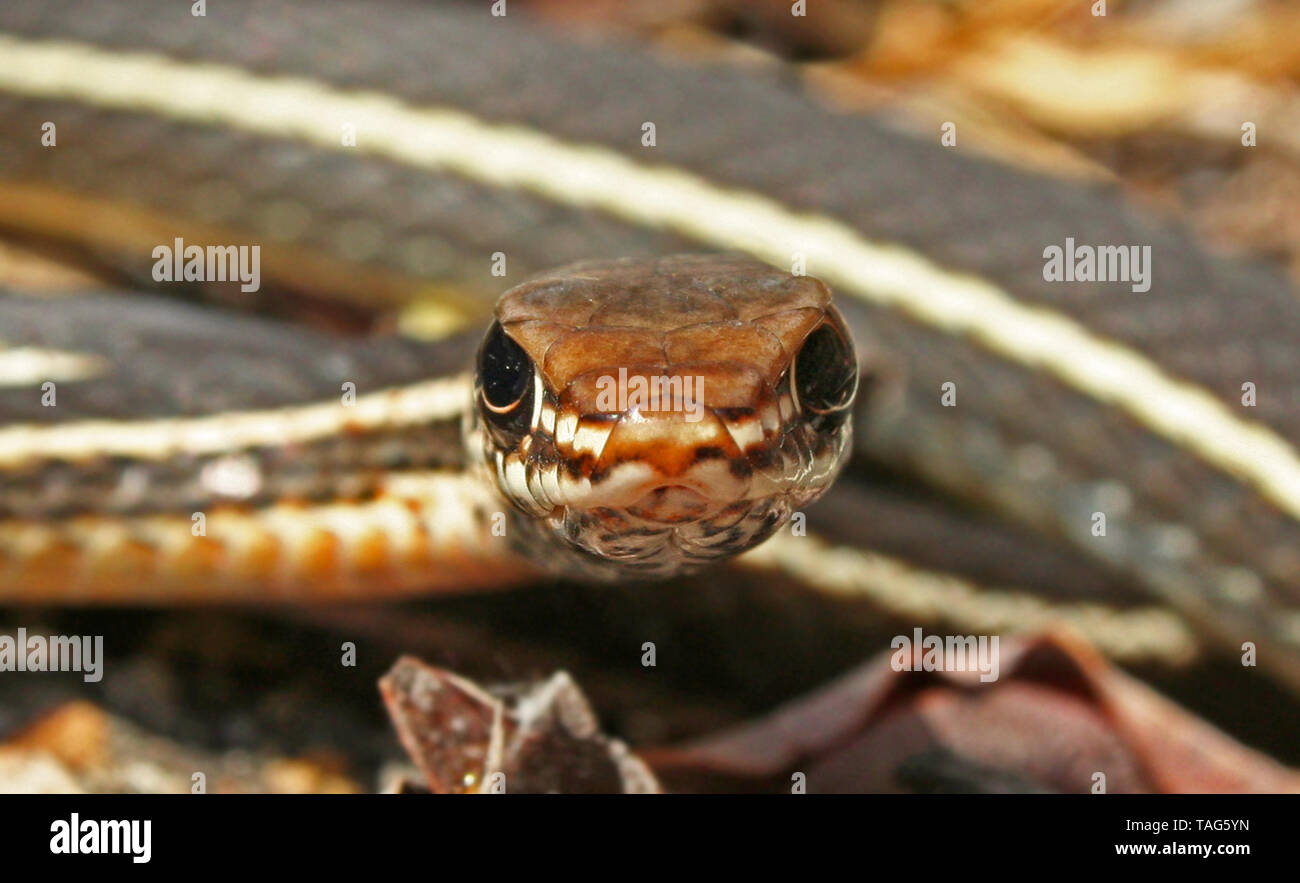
646, 632, 1300, 793
379, 656, 661, 794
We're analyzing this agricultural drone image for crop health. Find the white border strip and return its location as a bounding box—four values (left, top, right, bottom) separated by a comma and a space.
0, 346, 108, 386
743, 532, 1198, 664
0, 374, 469, 465
1, 37, 1299, 520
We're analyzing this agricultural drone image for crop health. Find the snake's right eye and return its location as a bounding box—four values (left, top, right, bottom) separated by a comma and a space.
477, 321, 535, 445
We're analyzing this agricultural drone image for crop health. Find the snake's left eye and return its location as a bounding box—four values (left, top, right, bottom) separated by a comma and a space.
477, 321, 535, 444
791, 321, 857, 415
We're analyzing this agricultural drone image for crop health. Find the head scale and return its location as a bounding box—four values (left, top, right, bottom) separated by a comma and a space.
468, 254, 858, 580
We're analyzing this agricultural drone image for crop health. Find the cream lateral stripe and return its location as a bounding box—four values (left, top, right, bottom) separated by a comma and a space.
742, 532, 1199, 665
0, 346, 108, 386
1, 38, 1299, 522
0, 374, 470, 465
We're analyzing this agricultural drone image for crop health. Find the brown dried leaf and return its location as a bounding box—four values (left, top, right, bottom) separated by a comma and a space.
380, 656, 661, 794
648, 632, 1300, 793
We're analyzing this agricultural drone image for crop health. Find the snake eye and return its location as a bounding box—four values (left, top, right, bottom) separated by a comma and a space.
791, 321, 857, 416
477, 321, 535, 445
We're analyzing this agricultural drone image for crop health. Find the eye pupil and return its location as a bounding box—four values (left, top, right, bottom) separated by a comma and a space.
793, 323, 857, 415
479, 323, 532, 409
477, 322, 535, 445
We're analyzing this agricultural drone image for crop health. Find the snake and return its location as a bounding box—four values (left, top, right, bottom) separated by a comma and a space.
470, 254, 856, 581
0, 0, 1298, 701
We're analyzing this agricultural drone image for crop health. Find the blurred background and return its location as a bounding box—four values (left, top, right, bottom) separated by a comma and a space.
535, 0, 1300, 278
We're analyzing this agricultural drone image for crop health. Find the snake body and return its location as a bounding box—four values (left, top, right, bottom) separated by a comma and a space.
0, 2, 1297, 692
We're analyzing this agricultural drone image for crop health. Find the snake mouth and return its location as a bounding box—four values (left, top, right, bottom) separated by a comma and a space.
625, 485, 714, 523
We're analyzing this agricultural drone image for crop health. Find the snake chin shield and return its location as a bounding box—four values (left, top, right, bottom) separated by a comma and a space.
467, 255, 859, 580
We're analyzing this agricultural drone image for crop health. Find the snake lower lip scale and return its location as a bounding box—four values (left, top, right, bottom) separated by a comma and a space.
469, 254, 858, 580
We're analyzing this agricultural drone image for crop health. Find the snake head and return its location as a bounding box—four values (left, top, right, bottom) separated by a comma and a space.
468, 254, 857, 580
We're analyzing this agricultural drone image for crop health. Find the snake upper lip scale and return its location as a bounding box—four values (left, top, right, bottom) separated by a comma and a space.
468, 254, 859, 580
